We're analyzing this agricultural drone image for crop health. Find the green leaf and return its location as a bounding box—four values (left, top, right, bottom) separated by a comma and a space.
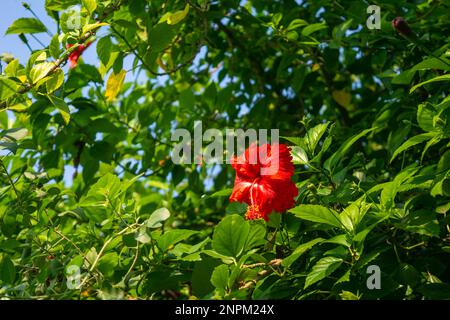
282, 136, 305, 148
0, 141, 18, 154
290, 146, 308, 165
401, 60, 450, 84
135, 227, 151, 244
210, 188, 233, 198
82, 0, 97, 14
332, 19, 353, 46
335, 268, 351, 285
323, 234, 351, 247
282, 238, 324, 267
157, 229, 198, 252
438, 150, 450, 172
421, 133, 442, 161
97, 252, 118, 277
0, 77, 19, 101
97, 36, 113, 66
244, 222, 266, 250
112, 53, 124, 74
0, 127, 29, 140
396, 210, 440, 237
410, 57, 450, 71
397, 263, 421, 287
166, 4, 189, 25
140, 270, 187, 294
0, 128, 28, 154
289, 205, 344, 229
417, 103, 437, 132
179, 88, 195, 109
5, 18, 47, 34
392, 57, 450, 85
392, 69, 416, 85
90, 141, 114, 163
350, 211, 374, 237
122, 232, 138, 247
287, 19, 308, 31
47, 95, 70, 124
96, 173, 122, 196
311, 132, 333, 163
340, 198, 371, 231
0, 254, 16, 284
192, 258, 219, 296
226, 202, 247, 215
146, 207, 171, 228
324, 127, 376, 172
77, 64, 103, 83
172, 238, 209, 258
46, 0, 79, 10
381, 167, 418, 210
210, 264, 229, 295
4, 59, 19, 77
49, 35, 61, 60
431, 176, 450, 197
417, 283, 450, 299
79, 173, 122, 217
302, 22, 327, 36
339, 290, 360, 300
286, 31, 299, 41
202, 250, 235, 264
148, 22, 177, 52
410, 74, 450, 93
267, 211, 281, 228
30, 62, 55, 84
147, 180, 169, 191
272, 13, 283, 26
212, 214, 250, 258
305, 122, 330, 154
292, 64, 307, 92
305, 256, 343, 288
82, 22, 108, 35
46, 68, 64, 93
390, 132, 437, 162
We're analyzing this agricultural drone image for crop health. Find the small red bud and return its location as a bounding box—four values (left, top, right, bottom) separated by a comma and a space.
66, 42, 92, 68
392, 17, 413, 37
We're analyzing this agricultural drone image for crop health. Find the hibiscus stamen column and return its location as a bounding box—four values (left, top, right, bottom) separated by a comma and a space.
246, 179, 263, 220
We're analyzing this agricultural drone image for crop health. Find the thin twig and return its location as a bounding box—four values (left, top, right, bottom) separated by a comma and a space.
78, 223, 139, 288
123, 244, 140, 284
0, 158, 21, 201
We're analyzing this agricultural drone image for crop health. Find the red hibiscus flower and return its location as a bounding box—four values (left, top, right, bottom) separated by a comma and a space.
67, 42, 91, 68
229, 143, 298, 221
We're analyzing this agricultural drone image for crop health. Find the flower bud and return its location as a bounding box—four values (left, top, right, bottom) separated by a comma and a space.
392, 17, 413, 37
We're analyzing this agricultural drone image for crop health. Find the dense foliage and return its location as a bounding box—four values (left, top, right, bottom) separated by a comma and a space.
0, 0, 449, 300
